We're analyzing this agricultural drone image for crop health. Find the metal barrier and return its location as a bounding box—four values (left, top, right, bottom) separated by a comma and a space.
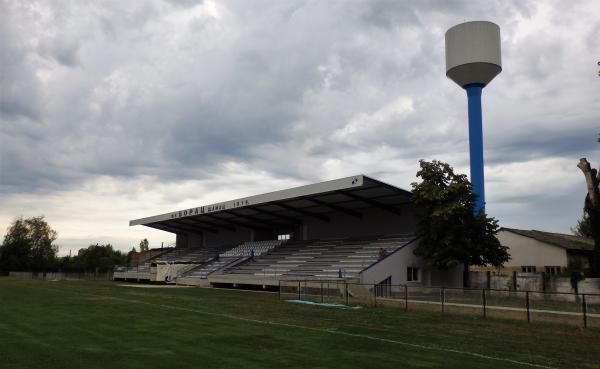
278, 280, 600, 328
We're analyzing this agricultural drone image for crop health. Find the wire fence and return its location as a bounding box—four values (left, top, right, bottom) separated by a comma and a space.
8, 271, 113, 281
279, 280, 600, 328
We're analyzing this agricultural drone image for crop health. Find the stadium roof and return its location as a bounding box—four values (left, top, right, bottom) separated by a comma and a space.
130, 175, 412, 234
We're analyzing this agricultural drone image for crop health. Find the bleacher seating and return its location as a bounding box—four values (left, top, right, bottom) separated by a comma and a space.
182, 256, 242, 279
115, 245, 234, 279
115, 235, 415, 282
182, 240, 286, 279
221, 240, 284, 257
225, 234, 415, 279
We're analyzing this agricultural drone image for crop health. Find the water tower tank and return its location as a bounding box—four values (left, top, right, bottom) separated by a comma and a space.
445, 21, 502, 87
444, 20, 502, 215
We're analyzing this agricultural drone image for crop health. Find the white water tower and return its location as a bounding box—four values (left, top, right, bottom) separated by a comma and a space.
445, 21, 502, 214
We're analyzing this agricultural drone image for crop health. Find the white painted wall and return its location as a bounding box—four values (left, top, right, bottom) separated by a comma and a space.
360, 240, 463, 287
497, 230, 568, 268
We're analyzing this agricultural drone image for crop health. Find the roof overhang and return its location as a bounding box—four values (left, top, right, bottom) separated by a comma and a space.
130, 175, 412, 234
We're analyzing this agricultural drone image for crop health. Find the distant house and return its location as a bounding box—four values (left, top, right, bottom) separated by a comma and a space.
471, 228, 594, 275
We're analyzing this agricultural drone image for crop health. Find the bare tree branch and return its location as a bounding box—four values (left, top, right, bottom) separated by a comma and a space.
578, 158, 600, 207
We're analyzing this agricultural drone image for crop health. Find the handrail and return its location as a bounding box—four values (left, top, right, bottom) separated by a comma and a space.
358, 238, 418, 274
207, 256, 250, 277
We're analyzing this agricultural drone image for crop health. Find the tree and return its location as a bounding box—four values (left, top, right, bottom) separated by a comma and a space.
139, 238, 149, 252
410, 160, 510, 282
73, 244, 127, 273
577, 157, 600, 276
126, 247, 137, 266
572, 212, 593, 238
0, 216, 58, 272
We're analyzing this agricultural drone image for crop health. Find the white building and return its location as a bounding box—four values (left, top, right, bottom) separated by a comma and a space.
471, 228, 594, 275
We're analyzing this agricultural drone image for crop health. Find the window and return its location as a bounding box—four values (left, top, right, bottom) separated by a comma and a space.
521, 266, 536, 273
544, 266, 561, 275
407, 267, 419, 282
277, 234, 291, 241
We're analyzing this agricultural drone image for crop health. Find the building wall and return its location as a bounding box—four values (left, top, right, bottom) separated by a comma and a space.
477, 230, 569, 273
172, 203, 418, 248
195, 228, 253, 248
129, 249, 169, 266
360, 240, 463, 287
304, 204, 418, 240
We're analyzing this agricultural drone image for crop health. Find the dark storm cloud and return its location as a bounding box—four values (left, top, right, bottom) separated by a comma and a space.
0, 8, 42, 120
487, 121, 600, 165
0, 0, 598, 237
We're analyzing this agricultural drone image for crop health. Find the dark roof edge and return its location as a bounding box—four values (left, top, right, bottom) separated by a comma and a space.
499, 227, 593, 251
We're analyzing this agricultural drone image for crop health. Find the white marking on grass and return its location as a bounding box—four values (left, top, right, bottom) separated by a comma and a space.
40, 282, 557, 369
118, 297, 557, 369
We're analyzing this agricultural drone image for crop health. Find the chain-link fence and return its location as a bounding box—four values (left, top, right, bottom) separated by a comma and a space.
279, 280, 600, 328
9, 271, 113, 281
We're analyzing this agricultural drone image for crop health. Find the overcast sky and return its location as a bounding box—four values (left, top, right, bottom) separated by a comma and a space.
1, 0, 599, 255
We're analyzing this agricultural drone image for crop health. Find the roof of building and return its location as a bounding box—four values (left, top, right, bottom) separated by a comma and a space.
129, 175, 412, 234
500, 228, 594, 252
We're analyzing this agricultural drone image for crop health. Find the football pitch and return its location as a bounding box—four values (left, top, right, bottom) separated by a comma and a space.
0, 278, 598, 369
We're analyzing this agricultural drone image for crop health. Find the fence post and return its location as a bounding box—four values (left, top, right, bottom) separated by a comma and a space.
345, 282, 349, 305
582, 294, 587, 329
482, 289, 486, 318
320, 281, 324, 303
441, 287, 445, 315
373, 284, 377, 307
404, 284, 408, 311
298, 281, 301, 300
526, 291, 530, 323
305, 280, 308, 301
278, 280, 281, 300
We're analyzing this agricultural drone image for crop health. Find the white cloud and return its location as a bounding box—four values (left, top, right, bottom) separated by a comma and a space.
1, 0, 599, 253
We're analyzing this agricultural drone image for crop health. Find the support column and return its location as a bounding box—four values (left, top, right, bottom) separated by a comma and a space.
465, 83, 485, 215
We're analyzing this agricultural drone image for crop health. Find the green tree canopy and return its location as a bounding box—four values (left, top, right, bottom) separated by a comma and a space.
0, 216, 58, 272
410, 160, 510, 271
572, 212, 593, 238
73, 244, 127, 273
139, 238, 149, 252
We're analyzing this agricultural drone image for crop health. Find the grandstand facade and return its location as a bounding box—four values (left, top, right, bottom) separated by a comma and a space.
116, 175, 462, 288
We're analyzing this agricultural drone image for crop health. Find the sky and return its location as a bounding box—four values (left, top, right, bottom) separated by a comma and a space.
1, 0, 599, 256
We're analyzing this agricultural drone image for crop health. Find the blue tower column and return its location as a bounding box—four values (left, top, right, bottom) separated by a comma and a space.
465, 84, 485, 215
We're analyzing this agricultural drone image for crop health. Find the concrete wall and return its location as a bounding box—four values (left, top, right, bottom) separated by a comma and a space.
175, 228, 254, 249
470, 271, 600, 294
203, 228, 252, 248
495, 230, 568, 270
360, 240, 463, 287
172, 204, 418, 248
304, 204, 417, 240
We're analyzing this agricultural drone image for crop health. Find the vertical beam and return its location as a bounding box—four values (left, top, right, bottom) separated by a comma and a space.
582, 294, 588, 328
465, 83, 485, 215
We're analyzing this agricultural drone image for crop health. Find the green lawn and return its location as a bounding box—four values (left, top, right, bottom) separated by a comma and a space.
0, 278, 598, 369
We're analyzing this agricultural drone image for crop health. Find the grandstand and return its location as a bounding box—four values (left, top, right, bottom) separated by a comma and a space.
123, 175, 463, 288
224, 235, 413, 278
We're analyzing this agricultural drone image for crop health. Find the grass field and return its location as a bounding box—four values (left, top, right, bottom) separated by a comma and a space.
0, 278, 599, 369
